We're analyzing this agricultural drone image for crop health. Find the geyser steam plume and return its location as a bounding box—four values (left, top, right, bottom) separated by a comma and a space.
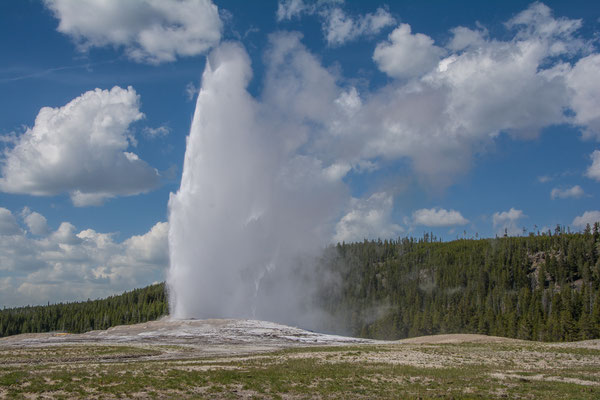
167, 42, 345, 326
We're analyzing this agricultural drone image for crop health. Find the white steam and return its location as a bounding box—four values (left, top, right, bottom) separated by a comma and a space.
167, 43, 345, 325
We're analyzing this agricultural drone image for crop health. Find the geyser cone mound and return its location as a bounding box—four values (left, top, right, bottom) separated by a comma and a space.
92, 318, 374, 344
0, 318, 376, 358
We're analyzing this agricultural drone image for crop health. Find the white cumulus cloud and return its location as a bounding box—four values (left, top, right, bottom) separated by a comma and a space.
0, 86, 160, 206
0, 208, 21, 236
333, 2, 597, 186
142, 125, 170, 138
276, 1, 394, 46
21, 207, 50, 235
262, 2, 600, 192
493, 208, 526, 236
44, 0, 222, 64
333, 192, 402, 243
550, 185, 585, 199
373, 23, 445, 79
185, 81, 200, 101
447, 26, 487, 51
586, 150, 600, 181
573, 210, 600, 228
323, 7, 396, 46
412, 208, 468, 227
276, 0, 311, 21
276, 0, 342, 21
124, 222, 169, 264
567, 55, 600, 139
0, 208, 168, 307
505, 2, 584, 50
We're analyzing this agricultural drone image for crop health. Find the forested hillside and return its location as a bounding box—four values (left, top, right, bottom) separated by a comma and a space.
318, 225, 600, 342
2, 226, 600, 342
0, 283, 167, 337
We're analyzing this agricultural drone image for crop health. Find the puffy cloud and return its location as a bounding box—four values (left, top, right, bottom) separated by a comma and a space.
272, 2, 600, 190
0, 86, 160, 206
276, 0, 310, 21
550, 185, 584, 199
323, 7, 396, 46
373, 24, 445, 79
586, 150, 600, 181
142, 125, 170, 138
0, 210, 168, 307
276, 1, 394, 46
263, 2, 600, 199
263, 2, 600, 191
51, 222, 81, 244
426, 38, 569, 142
336, 2, 597, 186
333, 192, 402, 243
507, 2, 598, 135
44, 0, 222, 64
505, 2, 583, 49
70, 191, 113, 207
21, 208, 49, 235
567, 55, 600, 138
447, 26, 487, 51
124, 221, 169, 264
493, 208, 526, 236
263, 32, 340, 127
276, 0, 342, 21
412, 208, 469, 227
185, 81, 199, 101
573, 210, 600, 228
0, 208, 21, 236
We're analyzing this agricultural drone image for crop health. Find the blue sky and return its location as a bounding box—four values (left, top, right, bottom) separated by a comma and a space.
1, 0, 600, 307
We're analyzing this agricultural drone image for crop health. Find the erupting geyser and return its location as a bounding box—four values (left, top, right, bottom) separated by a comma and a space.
167, 42, 345, 327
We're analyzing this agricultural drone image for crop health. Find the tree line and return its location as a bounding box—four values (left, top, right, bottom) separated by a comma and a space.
317, 224, 600, 341
2, 225, 600, 342
0, 283, 167, 337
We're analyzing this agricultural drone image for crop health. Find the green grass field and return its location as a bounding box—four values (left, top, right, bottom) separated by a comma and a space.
1, 338, 599, 399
